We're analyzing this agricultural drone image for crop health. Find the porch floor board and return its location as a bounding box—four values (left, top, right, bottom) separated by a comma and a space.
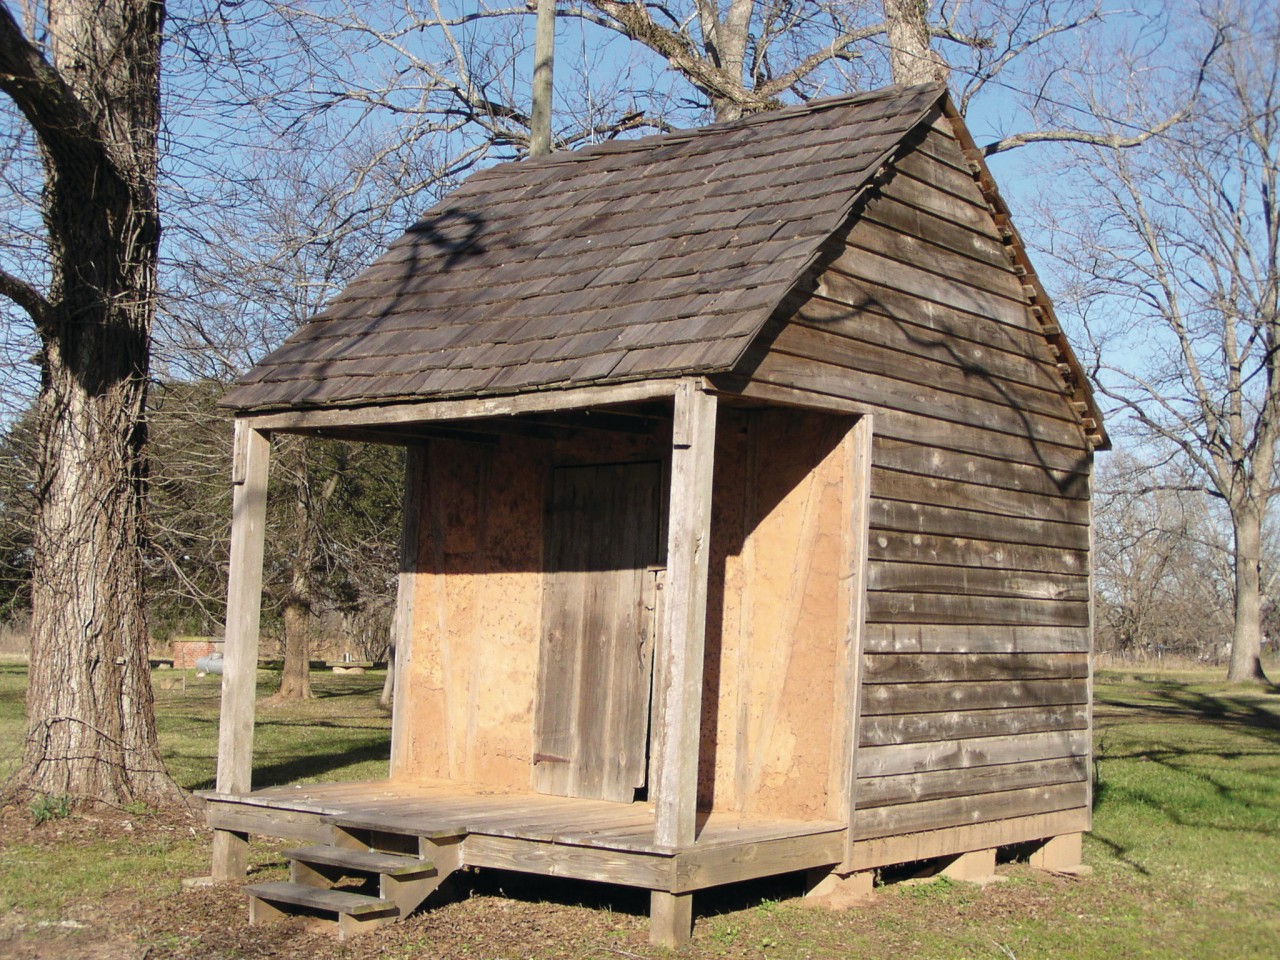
203, 778, 843, 854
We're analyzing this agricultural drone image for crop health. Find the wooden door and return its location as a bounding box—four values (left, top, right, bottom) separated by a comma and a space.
534, 461, 663, 802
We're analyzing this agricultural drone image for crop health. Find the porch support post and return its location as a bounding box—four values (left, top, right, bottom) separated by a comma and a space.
837, 415, 873, 870
211, 421, 271, 880
389, 444, 425, 775
649, 379, 717, 946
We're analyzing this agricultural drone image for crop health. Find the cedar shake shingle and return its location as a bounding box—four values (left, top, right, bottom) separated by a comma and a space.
222, 84, 944, 412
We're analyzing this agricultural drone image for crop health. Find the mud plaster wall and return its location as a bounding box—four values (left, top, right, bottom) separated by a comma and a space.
700, 408, 852, 820
394, 426, 671, 789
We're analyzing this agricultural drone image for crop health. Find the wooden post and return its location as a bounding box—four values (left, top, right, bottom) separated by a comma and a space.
389, 445, 425, 776
529, 0, 556, 157
649, 379, 716, 947
211, 421, 271, 880
650, 890, 694, 949
836, 416, 873, 870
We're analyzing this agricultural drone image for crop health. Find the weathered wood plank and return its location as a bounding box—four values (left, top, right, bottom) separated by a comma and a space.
244, 379, 681, 433
862, 193, 1009, 270
861, 678, 1088, 716
867, 563, 1089, 602
862, 653, 1089, 684
860, 704, 1090, 746
852, 781, 1089, 840
869, 500, 1090, 551
845, 807, 1091, 871
805, 271, 1060, 385
875, 413, 1092, 476
794, 295, 1066, 398
857, 729, 1091, 778
863, 624, 1091, 655
748, 355, 1087, 461
868, 533, 1087, 578
858, 756, 1088, 809
872, 437, 1089, 501
462, 834, 673, 888
893, 147, 993, 208
880, 163, 1003, 237
206, 802, 330, 845
870, 467, 1089, 525
866, 591, 1090, 628
673, 829, 844, 892
780, 320, 1078, 424
653, 380, 718, 849
846, 218, 1026, 302
826, 245, 1030, 331
759, 334, 1083, 450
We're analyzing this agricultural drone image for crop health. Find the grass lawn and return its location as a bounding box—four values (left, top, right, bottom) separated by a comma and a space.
0, 661, 1277, 959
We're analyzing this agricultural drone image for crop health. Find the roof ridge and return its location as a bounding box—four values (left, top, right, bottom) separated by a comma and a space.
511, 82, 946, 169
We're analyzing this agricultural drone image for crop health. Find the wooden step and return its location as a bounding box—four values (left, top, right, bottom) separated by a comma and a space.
284, 845, 436, 878
245, 881, 397, 918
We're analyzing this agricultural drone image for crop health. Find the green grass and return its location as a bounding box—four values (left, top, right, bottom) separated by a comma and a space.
0, 663, 1277, 959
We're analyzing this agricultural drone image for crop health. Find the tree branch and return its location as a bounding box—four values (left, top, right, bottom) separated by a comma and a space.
981, 108, 1189, 157
0, 4, 106, 175
0, 266, 50, 330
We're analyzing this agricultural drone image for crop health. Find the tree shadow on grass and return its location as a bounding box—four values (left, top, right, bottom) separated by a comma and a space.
1088, 680, 1280, 877
186, 725, 390, 792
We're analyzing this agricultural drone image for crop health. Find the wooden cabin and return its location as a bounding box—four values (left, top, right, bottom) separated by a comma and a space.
204, 82, 1106, 945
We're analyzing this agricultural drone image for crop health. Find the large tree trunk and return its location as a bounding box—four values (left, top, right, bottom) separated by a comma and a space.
276, 591, 314, 701
1227, 501, 1270, 683
883, 0, 950, 86
272, 460, 335, 701
1, 0, 179, 805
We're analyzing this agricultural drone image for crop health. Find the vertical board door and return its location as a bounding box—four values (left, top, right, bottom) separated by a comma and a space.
535, 461, 663, 802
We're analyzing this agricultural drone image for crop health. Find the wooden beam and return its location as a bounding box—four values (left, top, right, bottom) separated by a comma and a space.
652, 379, 717, 850
212, 421, 271, 879
389, 445, 425, 776
705, 375, 875, 418
649, 891, 694, 948
240, 379, 680, 433
836, 416, 873, 870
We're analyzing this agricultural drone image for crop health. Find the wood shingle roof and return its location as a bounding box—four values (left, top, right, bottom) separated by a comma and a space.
222, 83, 946, 412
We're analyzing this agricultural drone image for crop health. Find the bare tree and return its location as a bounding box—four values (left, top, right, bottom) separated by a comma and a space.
1045, 0, 1277, 682
0, 0, 182, 804
1093, 452, 1235, 660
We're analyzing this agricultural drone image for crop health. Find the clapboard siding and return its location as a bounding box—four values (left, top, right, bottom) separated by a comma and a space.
744, 118, 1095, 842
756, 332, 1082, 450
862, 678, 1088, 715
858, 729, 1090, 777
861, 705, 1090, 746
809, 272, 1064, 386
869, 533, 1086, 576
870, 467, 1089, 524
785, 317, 1077, 422
868, 564, 1088, 602
858, 756, 1088, 808
863, 624, 1091, 655
853, 781, 1090, 840
872, 437, 1089, 500
863, 653, 1089, 684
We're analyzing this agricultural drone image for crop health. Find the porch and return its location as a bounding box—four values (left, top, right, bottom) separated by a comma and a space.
202, 778, 845, 942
